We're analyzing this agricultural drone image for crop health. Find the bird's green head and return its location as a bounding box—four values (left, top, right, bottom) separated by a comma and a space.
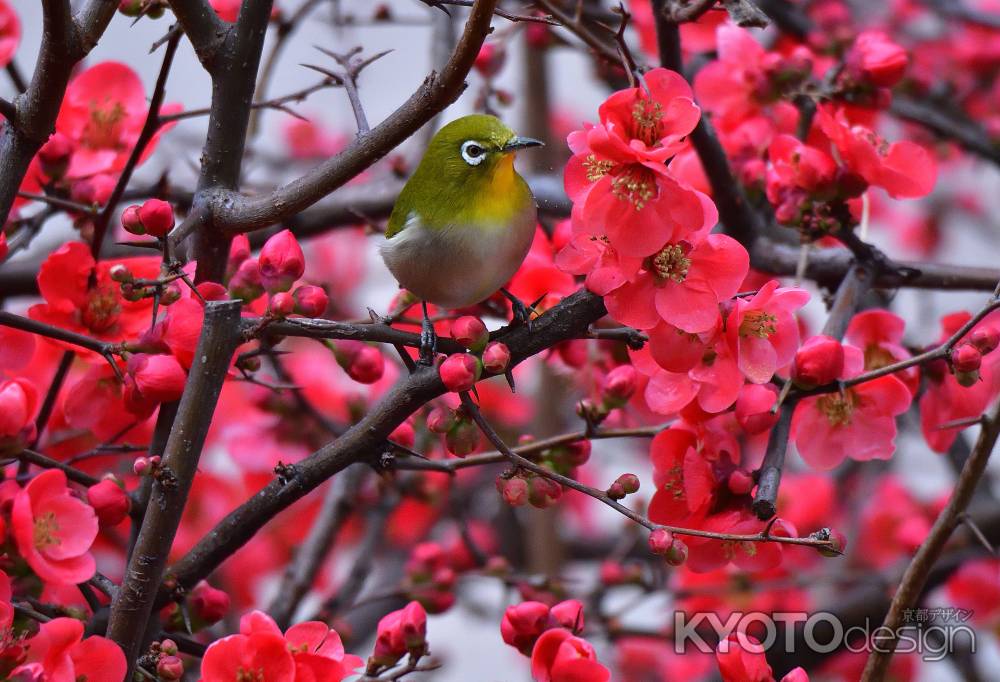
421, 114, 543, 182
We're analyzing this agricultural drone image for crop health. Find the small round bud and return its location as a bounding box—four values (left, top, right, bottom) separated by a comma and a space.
445, 419, 479, 457
133, 456, 151, 476
138, 199, 175, 238
269, 292, 295, 317
439, 353, 482, 393
427, 407, 457, 434
292, 285, 329, 318
969, 326, 1000, 355
956, 369, 981, 387
108, 264, 133, 283
156, 655, 184, 680
564, 440, 591, 467
346, 346, 385, 384
647, 528, 674, 555
121, 205, 145, 236
664, 538, 688, 566
450, 316, 489, 352
602, 365, 637, 408
496, 475, 529, 506
159, 639, 178, 656
38, 133, 74, 180
258, 229, 305, 293
87, 478, 130, 527
482, 341, 511, 374
474, 43, 506, 78
792, 335, 845, 389
528, 476, 562, 509
952, 344, 983, 373
607, 473, 640, 500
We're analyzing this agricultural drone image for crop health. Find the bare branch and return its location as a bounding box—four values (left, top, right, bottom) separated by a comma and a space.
165, 0, 228, 69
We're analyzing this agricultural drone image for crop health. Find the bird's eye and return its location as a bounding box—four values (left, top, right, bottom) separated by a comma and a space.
461, 140, 486, 166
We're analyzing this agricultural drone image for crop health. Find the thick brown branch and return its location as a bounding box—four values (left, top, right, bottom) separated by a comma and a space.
210, 0, 500, 233
165, 0, 228, 69
106, 300, 242, 676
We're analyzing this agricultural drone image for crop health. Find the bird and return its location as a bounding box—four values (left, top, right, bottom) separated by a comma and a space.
380, 114, 543, 363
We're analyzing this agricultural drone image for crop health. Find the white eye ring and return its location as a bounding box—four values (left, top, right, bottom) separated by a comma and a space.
461, 140, 487, 166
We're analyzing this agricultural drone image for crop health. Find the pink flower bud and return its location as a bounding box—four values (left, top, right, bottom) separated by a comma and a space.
399, 601, 428, 651
445, 419, 479, 457
548, 599, 584, 633
38, 133, 74, 179
528, 476, 562, 508
496, 475, 528, 506
0, 378, 38, 451
564, 439, 591, 467
955, 369, 980, 387
292, 285, 328, 318
501, 601, 550, 655
188, 581, 230, 624
258, 229, 305, 293
664, 538, 688, 566
227, 234, 251, 279
792, 335, 844, 389
969, 326, 1000, 355
346, 345, 384, 384
647, 528, 674, 555
108, 263, 133, 283
439, 353, 482, 393
599, 560, 626, 585
228, 258, 264, 303
482, 341, 511, 374
390, 421, 415, 449
137, 199, 175, 238
268, 292, 295, 317
156, 655, 184, 680
123, 354, 187, 415
450, 316, 489, 352
735, 384, 779, 434
427, 407, 458, 434
87, 478, 130, 527
848, 31, 908, 87
474, 43, 505, 78
727, 469, 754, 495
951, 344, 982, 373
133, 457, 151, 476
602, 365, 637, 408
607, 473, 639, 500
159, 639, 178, 656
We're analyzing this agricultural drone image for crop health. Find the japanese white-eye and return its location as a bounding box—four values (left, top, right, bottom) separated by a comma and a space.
380, 115, 543, 316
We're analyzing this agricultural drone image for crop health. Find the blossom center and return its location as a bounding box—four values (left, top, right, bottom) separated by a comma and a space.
236, 667, 265, 682
817, 391, 858, 427
852, 125, 889, 156
631, 98, 664, 147
739, 311, 777, 338
650, 244, 690, 283
84, 102, 127, 150
863, 343, 895, 370
81, 287, 121, 334
611, 168, 656, 211
33, 511, 60, 549
583, 154, 615, 182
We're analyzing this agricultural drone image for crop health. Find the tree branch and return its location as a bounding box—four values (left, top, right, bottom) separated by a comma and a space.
860, 402, 1000, 680
106, 300, 242, 676
165, 0, 228, 69
210, 0, 500, 233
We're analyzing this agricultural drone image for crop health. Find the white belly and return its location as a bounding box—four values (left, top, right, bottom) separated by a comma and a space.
379, 209, 536, 309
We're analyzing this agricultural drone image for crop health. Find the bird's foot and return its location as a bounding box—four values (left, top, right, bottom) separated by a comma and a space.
501, 288, 542, 332
418, 315, 437, 366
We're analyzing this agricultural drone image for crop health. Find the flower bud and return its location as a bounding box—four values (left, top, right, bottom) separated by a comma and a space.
390, 421, 415, 449
664, 538, 688, 566
346, 345, 385, 384
602, 365, 637, 408
228, 258, 265, 303
439, 353, 482, 393
258, 229, 305, 293
848, 30, 908, 88
599, 560, 626, 586
427, 407, 457, 434
445, 418, 479, 457
0, 379, 38, 454
159, 282, 181, 306
474, 43, 505, 78
500, 601, 549, 655
606, 473, 640, 500
792, 335, 844, 389
87, 478, 130, 526
159, 639, 178, 656
647, 528, 674, 555
196, 282, 228, 302
481, 341, 511, 374
969, 326, 1000, 355
450, 316, 489, 352
549, 599, 584, 633
38, 133, 74, 180
735, 384, 780, 434
156, 655, 184, 680
268, 292, 295, 317
496, 475, 528, 506
227, 234, 251, 279
133, 456, 151, 476
528, 476, 562, 508
727, 468, 754, 496
118, 0, 144, 17
292, 285, 328, 318
188, 581, 230, 624
564, 439, 591, 467
952, 343, 983, 373
138, 199, 175, 238
108, 263, 133, 283
955, 369, 980, 387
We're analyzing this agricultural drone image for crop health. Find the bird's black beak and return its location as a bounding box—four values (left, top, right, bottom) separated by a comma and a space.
503, 136, 545, 152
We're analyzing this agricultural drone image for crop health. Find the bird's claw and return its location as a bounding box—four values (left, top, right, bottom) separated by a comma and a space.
502, 289, 543, 333
418, 317, 437, 366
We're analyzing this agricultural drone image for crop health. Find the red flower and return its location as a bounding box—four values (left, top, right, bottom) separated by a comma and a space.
648, 428, 715, 525
87, 478, 130, 527
604, 234, 749, 332
0, 0, 20, 69
844, 309, 917, 392
726, 280, 809, 384
123, 353, 188, 417
259, 229, 305, 293
945, 558, 1000, 625
791, 335, 845, 389
28, 241, 160, 344
12, 469, 98, 585
501, 600, 585, 656
817, 104, 936, 199
55, 62, 179, 179
716, 633, 809, 682
791, 346, 912, 469
372, 601, 428, 668
0, 377, 38, 451
12, 617, 126, 682
530, 629, 609, 682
